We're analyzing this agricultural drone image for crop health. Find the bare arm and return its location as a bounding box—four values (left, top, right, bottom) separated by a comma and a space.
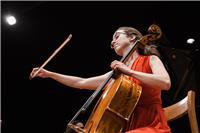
50, 71, 111, 90
128, 55, 171, 90
111, 55, 171, 90
30, 68, 111, 90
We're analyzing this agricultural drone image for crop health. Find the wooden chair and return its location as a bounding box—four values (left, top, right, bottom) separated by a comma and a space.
163, 90, 199, 133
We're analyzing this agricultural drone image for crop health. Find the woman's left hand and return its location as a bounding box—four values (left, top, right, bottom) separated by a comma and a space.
110, 60, 132, 76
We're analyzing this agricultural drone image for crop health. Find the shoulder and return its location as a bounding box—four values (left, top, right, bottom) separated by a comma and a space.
141, 55, 160, 64
150, 55, 160, 61
149, 55, 163, 67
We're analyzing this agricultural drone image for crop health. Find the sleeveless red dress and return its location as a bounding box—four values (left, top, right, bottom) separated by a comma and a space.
125, 55, 171, 133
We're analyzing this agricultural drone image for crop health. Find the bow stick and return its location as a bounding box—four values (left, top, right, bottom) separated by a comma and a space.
29, 34, 72, 80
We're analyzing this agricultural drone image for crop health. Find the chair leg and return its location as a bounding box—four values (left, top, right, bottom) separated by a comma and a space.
187, 90, 199, 133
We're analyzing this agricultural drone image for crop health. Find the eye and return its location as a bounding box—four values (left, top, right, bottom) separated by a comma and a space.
114, 34, 119, 39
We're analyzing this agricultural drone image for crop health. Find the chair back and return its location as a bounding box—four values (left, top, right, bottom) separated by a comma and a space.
163, 90, 199, 133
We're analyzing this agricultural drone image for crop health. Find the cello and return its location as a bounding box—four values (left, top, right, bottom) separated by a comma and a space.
67, 24, 162, 133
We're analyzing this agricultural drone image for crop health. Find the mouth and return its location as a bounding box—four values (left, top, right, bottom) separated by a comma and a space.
113, 43, 119, 49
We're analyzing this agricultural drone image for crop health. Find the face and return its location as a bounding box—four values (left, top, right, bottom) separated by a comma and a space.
111, 30, 135, 56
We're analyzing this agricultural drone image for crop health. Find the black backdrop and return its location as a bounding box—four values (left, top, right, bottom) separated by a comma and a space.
2, 1, 200, 133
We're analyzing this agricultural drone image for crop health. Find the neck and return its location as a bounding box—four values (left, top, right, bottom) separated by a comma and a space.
122, 40, 138, 57
130, 51, 139, 61
123, 45, 139, 59
124, 51, 139, 67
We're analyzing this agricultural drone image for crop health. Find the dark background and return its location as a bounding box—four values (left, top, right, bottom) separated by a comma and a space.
2, 1, 200, 133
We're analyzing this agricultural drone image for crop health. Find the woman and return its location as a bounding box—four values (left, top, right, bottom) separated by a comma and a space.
30, 27, 171, 133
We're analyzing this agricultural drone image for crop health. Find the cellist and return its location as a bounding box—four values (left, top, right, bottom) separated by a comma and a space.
30, 26, 171, 133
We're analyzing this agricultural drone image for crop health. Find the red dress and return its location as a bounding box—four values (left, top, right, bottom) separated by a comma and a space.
125, 55, 171, 133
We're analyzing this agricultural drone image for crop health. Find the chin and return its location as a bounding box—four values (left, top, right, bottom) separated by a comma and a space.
114, 49, 122, 56
115, 51, 123, 56
114, 47, 125, 56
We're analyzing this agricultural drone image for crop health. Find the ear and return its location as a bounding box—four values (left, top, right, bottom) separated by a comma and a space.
129, 35, 137, 42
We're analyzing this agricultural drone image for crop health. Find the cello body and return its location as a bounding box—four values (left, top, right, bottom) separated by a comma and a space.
68, 75, 142, 133
83, 75, 142, 133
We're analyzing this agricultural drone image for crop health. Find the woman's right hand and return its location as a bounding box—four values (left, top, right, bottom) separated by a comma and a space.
30, 68, 53, 79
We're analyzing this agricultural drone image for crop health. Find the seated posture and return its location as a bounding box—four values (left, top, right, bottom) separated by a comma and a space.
30, 26, 171, 133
